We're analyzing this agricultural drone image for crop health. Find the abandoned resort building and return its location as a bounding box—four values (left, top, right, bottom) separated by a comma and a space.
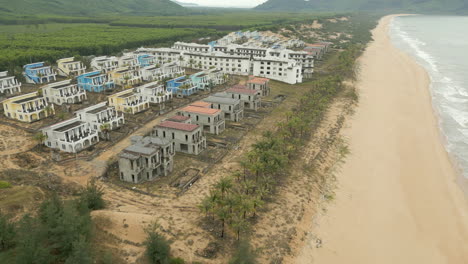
108, 89, 150, 115
2, 92, 55, 123
118, 135, 175, 183
0, 71, 21, 95
42, 80, 87, 105
0, 29, 333, 184
178, 102, 226, 135
56, 57, 87, 77
75, 102, 125, 135
42, 117, 99, 153
23, 62, 57, 84
77, 71, 115, 93
153, 119, 207, 155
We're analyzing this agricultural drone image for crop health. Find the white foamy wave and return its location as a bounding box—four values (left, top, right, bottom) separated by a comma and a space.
391, 20, 439, 73
441, 105, 468, 128
443, 94, 468, 103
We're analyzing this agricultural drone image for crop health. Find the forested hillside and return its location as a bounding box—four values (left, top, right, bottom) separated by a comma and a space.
0, 0, 186, 16
255, 0, 468, 14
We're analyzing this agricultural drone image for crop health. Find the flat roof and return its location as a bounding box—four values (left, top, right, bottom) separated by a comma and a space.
180, 106, 220, 115
54, 121, 85, 132
248, 77, 269, 85
123, 144, 158, 156
12, 96, 42, 104
49, 83, 75, 89
167, 115, 190, 122
203, 96, 238, 105
156, 121, 199, 132
87, 105, 109, 114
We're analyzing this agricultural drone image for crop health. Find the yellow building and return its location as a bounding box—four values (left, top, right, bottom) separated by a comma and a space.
108, 89, 149, 115
109, 67, 143, 87
2, 92, 55, 123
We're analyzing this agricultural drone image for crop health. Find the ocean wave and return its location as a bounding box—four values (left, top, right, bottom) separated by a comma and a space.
441, 105, 468, 128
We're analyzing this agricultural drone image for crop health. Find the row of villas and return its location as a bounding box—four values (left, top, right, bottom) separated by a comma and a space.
117, 79, 270, 183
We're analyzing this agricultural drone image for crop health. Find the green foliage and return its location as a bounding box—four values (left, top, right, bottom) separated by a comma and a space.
0, 213, 15, 251
0, 0, 185, 17
64, 236, 93, 264
14, 214, 51, 264
79, 179, 105, 211
0, 181, 11, 189
229, 240, 257, 264
145, 225, 171, 264
255, 0, 468, 14
169, 257, 185, 264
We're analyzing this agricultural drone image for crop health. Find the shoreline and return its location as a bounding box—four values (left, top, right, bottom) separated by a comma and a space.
292, 14, 468, 264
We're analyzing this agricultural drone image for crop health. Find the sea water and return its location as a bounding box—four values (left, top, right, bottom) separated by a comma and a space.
390, 15, 468, 180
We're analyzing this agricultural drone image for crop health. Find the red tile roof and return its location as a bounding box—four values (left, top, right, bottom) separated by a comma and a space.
167, 115, 190, 122
247, 77, 269, 85
231, 84, 247, 89
190, 101, 211, 108
157, 121, 199, 132
180, 106, 221, 115
226, 87, 258, 95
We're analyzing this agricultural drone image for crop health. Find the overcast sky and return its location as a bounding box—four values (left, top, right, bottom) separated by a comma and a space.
181, 0, 268, 8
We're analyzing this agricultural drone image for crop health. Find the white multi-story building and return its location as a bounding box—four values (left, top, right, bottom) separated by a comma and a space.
134, 81, 172, 105
118, 55, 139, 69
42, 117, 99, 153
75, 102, 125, 134
42, 80, 87, 105
172, 42, 211, 53
56, 57, 86, 77
91, 56, 119, 73
0, 71, 21, 95
252, 56, 302, 84
2, 92, 55, 123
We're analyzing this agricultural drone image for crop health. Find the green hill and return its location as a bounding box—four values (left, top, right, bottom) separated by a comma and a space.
0, 0, 186, 16
255, 0, 468, 14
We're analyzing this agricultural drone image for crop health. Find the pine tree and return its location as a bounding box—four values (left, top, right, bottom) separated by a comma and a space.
64, 236, 92, 264
0, 212, 16, 251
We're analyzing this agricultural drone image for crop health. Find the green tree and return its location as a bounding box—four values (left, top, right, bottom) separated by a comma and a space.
33, 132, 48, 148
79, 179, 105, 211
100, 123, 111, 141
145, 225, 170, 264
64, 236, 92, 264
15, 215, 51, 264
229, 240, 257, 264
0, 213, 15, 251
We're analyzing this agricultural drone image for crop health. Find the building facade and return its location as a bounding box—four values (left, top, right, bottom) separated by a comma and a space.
247, 76, 270, 97
202, 95, 244, 122
2, 92, 55, 122
42, 118, 99, 153
75, 102, 125, 134
0, 71, 21, 95
56, 57, 86, 77
108, 89, 150, 115
178, 103, 225, 135
77, 71, 115, 93
134, 82, 172, 105
153, 120, 206, 155
42, 80, 87, 105
91, 56, 119, 73
23, 62, 57, 84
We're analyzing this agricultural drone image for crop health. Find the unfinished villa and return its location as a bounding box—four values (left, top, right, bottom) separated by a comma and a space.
91, 56, 119, 73
178, 102, 225, 135
0, 71, 21, 95
134, 81, 172, 105
108, 89, 150, 115
42, 117, 99, 153
221, 85, 261, 111
56, 57, 87, 77
247, 76, 270, 97
202, 95, 244, 122
42, 80, 87, 105
118, 136, 175, 183
2, 92, 55, 123
153, 119, 206, 155
75, 102, 125, 135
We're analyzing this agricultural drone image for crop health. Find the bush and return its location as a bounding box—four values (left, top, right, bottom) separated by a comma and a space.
0, 213, 16, 251
229, 240, 257, 264
169, 257, 185, 264
0, 181, 11, 189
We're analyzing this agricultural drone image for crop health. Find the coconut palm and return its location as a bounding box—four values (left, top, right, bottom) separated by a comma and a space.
33, 132, 48, 148
100, 123, 111, 141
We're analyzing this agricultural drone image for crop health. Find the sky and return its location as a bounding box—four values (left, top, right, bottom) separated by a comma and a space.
179, 0, 268, 8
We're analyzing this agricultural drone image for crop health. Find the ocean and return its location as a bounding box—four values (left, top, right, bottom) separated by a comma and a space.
390, 15, 468, 180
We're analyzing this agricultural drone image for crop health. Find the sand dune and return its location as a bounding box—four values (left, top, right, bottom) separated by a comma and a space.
294, 15, 468, 264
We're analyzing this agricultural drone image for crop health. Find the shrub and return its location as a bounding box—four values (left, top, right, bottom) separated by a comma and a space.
145, 226, 170, 264
0, 213, 16, 251
79, 179, 105, 211
169, 257, 185, 264
0, 181, 11, 189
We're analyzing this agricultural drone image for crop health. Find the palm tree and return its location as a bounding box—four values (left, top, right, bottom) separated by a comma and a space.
215, 206, 230, 238
123, 75, 131, 89
43, 105, 53, 116
100, 123, 111, 141
216, 177, 233, 200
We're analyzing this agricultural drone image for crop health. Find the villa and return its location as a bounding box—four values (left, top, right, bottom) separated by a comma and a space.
137, 54, 157, 67
142, 65, 164, 81
166, 76, 198, 98
91, 56, 119, 73
42, 117, 99, 153
118, 55, 139, 69
118, 136, 174, 183
190, 71, 211, 90
56, 57, 86, 77
2, 92, 55, 122
220, 85, 260, 111
202, 95, 244, 122
178, 102, 225, 135
23, 62, 57, 84
134, 82, 172, 105
161, 62, 184, 79
77, 71, 115, 92
153, 120, 206, 155
109, 67, 143, 87
247, 76, 270, 96
108, 89, 150, 115
75, 102, 125, 134
0, 71, 21, 95
42, 80, 87, 105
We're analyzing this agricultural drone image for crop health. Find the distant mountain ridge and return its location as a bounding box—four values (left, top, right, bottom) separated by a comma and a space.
171, 0, 200, 7
0, 0, 186, 16
255, 0, 468, 14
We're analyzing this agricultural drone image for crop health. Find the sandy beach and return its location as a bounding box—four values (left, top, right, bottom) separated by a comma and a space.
293, 15, 468, 264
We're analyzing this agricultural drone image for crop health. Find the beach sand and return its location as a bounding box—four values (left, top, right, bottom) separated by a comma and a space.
293, 15, 468, 264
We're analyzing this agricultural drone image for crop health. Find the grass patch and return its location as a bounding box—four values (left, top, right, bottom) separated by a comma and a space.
0, 180, 12, 189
